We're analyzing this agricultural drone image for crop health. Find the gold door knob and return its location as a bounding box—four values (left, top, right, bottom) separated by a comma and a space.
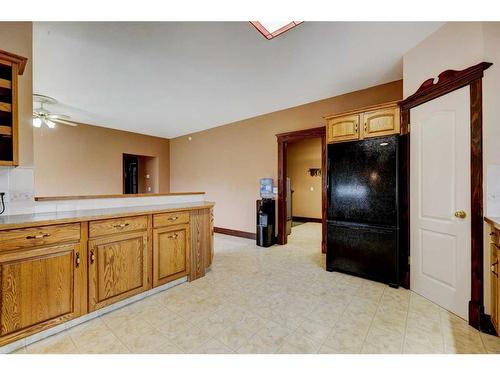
454, 210, 467, 219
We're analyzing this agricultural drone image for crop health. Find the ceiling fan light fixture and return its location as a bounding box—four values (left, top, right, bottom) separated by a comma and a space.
33, 117, 42, 128
45, 119, 56, 128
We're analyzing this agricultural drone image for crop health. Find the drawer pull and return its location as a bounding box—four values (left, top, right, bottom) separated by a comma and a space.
167, 234, 179, 239
90, 250, 95, 264
168, 216, 179, 221
75, 252, 81, 268
113, 223, 130, 229
26, 233, 50, 240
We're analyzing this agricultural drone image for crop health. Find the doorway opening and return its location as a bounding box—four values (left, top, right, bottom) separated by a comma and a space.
287, 138, 323, 233
276, 126, 326, 253
122, 153, 158, 194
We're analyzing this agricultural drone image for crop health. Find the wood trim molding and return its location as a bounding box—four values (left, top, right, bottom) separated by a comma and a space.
214, 227, 256, 240
399, 61, 492, 331
400, 62, 492, 112
35, 192, 206, 201
0, 49, 28, 75
276, 126, 327, 253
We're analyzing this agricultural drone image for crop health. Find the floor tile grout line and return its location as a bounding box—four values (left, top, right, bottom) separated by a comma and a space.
400, 291, 412, 353
359, 284, 389, 353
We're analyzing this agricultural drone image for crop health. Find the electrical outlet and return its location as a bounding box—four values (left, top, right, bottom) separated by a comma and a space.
9, 191, 34, 202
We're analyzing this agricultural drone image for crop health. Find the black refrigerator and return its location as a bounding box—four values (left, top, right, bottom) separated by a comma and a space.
326, 135, 400, 287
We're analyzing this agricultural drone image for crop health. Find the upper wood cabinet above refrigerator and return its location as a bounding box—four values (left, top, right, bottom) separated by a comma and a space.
325, 102, 400, 144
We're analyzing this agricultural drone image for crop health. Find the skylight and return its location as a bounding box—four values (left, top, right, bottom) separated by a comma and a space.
250, 21, 303, 40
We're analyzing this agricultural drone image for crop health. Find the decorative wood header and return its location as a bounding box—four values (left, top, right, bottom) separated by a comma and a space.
399, 62, 492, 110
0, 48, 28, 75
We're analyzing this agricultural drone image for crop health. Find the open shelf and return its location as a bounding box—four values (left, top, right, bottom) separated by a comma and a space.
0, 102, 12, 113
0, 78, 11, 89
0, 125, 12, 136
0, 49, 27, 167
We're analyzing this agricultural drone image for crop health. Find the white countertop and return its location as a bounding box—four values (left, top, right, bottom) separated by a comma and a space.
0, 201, 214, 230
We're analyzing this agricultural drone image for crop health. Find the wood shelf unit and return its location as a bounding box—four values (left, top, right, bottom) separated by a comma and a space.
0, 102, 12, 112
0, 126, 12, 136
0, 78, 11, 89
0, 49, 27, 167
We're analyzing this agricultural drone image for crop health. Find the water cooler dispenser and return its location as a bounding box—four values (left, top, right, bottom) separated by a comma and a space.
256, 178, 275, 247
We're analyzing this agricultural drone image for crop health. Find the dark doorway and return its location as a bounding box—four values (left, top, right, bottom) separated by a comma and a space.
123, 154, 139, 194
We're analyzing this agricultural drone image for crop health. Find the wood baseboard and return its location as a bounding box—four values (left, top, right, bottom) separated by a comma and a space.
292, 216, 322, 223
214, 227, 256, 240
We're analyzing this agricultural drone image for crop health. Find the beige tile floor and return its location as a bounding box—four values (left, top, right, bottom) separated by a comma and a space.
13, 223, 500, 354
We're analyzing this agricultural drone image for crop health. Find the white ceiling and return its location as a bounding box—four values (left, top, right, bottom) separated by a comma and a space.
33, 22, 443, 138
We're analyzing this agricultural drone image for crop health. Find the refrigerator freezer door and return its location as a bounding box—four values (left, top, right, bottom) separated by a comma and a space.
326, 222, 398, 286
327, 135, 398, 226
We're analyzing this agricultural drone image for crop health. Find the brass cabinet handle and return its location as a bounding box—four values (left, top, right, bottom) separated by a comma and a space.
354, 124, 358, 134
113, 223, 130, 229
75, 252, 81, 268
167, 234, 179, 239
90, 250, 95, 264
167, 216, 178, 221
454, 210, 467, 219
26, 233, 50, 240
364, 122, 368, 132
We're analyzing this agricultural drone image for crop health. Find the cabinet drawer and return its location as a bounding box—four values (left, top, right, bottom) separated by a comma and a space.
89, 215, 148, 238
154, 211, 190, 228
0, 223, 81, 252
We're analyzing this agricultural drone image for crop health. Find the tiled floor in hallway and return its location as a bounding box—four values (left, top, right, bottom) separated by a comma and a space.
14, 223, 500, 354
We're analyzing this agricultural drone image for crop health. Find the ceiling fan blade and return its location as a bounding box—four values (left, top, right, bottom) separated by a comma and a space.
47, 114, 71, 120
53, 119, 79, 127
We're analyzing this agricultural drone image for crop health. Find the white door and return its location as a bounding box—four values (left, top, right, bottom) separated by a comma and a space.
410, 86, 471, 320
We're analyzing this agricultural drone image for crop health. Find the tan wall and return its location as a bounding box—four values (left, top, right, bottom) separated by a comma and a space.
287, 138, 322, 219
170, 80, 402, 233
34, 123, 170, 196
0, 22, 33, 167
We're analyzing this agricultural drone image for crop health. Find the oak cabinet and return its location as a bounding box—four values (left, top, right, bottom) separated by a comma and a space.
491, 243, 499, 331
325, 102, 400, 144
362, 107, 400, 139
153, 224, 190, 287
88, 231, 149, 311
0, 203, 214, 347
489, 227, 500, 333
0, 242, 83, 345
326, 114, 360, 143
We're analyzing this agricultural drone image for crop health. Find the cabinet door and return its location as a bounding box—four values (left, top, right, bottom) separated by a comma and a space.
492, 243, 499, 331
362, 107, 400, 139
88, 231, 148, 311
326, 114, 360, 143
153, 224, 190, 287
0, 243, 83, 345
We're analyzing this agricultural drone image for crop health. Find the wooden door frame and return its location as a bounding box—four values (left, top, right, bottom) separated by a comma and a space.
276, 126, 327, 253
399, 62, 492, 330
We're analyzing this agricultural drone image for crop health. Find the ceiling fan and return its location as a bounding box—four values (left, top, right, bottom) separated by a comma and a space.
33, 94, 79, 128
